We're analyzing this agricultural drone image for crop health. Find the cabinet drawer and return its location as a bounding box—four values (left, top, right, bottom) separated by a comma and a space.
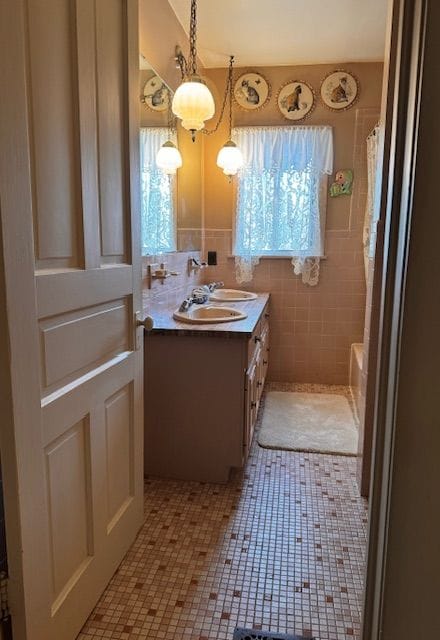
261, 305, 270, 334
247, 303, 270, 371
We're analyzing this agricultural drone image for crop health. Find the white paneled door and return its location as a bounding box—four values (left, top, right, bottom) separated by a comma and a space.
0, 2, 144, 639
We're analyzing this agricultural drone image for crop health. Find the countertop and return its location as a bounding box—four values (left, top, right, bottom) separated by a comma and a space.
144, 293, 270, 338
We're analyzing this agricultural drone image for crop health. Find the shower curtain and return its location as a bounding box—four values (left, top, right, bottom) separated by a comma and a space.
363, 126, 380, 281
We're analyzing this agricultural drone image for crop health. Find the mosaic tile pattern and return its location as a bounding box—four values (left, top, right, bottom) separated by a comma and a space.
78, 387, 368, 640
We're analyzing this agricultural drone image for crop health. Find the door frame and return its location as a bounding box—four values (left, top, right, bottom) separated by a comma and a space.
0, 2, 45, 636
361, 0, 430, 638
0, 0, 432, 638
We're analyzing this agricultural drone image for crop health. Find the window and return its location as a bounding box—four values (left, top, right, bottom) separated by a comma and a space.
140, 127, 176, 254
233, 126, 333, 285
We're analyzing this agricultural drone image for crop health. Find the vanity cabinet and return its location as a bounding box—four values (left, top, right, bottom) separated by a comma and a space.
144, 295, 270, 483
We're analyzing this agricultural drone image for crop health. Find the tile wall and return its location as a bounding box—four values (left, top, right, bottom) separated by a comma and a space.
201, 232, 364, 386
142, 251, 203, 316
177, 229, 203, 253
200, 109, 380, 387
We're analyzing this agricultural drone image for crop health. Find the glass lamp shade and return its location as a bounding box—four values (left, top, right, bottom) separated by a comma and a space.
156, 140, 183, 175
171, 76, 215, 134
216, 140, 244, 176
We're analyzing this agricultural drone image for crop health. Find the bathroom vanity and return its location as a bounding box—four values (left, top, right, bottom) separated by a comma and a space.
144, 294, 270, 482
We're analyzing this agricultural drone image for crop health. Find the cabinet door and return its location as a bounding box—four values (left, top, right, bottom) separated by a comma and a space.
245, 346, 261, 455
256, 345, 265, 401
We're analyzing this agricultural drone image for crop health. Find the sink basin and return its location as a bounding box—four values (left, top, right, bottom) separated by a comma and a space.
173, 304, 248, 324
209, 289, 258, 302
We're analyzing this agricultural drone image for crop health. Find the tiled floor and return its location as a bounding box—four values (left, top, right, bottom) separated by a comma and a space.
78, 386, 368, 640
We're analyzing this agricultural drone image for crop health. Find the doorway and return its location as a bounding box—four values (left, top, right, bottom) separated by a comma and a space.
0, 1, 434, 637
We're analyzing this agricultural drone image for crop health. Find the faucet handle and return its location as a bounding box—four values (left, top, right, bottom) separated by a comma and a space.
178, 297, 192, 312
208, 281, 224, 292
192, 287, 209, 304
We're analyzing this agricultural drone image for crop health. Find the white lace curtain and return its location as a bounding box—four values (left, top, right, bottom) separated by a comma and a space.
363, 126, 380, 280
140, 127, 176, 255
233, 126, 334, 285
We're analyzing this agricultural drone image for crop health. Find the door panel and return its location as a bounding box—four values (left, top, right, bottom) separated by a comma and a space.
27, 0, 82, 269
45, 419, 93, 606
104, 383, 134, 530
0, 1, 142, 639
39, 298, 130, 392
96, 0, 128, 262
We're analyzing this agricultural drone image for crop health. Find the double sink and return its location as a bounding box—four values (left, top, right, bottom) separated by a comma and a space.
173, 289, 257, 324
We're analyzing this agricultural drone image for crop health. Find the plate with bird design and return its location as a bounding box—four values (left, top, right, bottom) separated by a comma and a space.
233, 71, 271, 111
320, 70, 359, 111
277, 80, 315, 121
142, 75, 169, 112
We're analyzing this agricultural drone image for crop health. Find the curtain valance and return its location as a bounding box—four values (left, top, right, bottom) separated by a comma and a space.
232, 126, 333, 174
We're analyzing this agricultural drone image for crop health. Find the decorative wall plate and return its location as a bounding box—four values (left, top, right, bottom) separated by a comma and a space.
330, 169, 354, 197
277, 81, 315, 121
142, 75, 169, 112
233, 71, 271, 111
320, 70, 359, 111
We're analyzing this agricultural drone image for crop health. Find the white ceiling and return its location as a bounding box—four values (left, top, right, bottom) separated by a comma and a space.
168, 0, 388, 68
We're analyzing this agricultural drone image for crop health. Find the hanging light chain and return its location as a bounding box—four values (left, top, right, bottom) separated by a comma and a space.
188, 0, 198, 76
167, 89, 176, 133
203, 55, 234, 136
228, 56, 233, 138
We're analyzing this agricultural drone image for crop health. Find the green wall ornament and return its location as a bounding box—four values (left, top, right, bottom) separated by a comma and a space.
330, 169, 353, 197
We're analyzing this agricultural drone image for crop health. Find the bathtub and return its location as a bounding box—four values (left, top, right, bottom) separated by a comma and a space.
350, 343, 363, 422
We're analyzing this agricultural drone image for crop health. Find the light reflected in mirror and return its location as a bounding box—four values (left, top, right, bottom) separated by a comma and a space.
139, 54, 203, 252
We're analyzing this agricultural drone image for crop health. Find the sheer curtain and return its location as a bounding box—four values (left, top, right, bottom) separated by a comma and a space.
140, 127, 176, 255
233, 126, 333, 285
363, 126, 380, 281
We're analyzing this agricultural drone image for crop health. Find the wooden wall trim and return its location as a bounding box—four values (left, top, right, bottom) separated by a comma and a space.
362, 1, 431, 638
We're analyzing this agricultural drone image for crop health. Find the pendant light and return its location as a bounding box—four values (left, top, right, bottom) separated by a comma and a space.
216, 56, 243, 177
156, 89, 183, 175
172, 0, 215, 141
156, 140, 182, 175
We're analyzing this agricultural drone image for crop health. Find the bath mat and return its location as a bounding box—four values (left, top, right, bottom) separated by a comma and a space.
258, 391, 358, 456
233, 628, 313, 640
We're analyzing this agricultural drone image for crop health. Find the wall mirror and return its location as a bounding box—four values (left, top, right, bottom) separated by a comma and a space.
139, 54, 203, 253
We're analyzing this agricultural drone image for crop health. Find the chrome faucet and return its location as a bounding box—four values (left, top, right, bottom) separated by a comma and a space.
207, 281, 224, 292
187, 257, 207, 275
191, 287, 209, 303
178, 297, 193, 312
